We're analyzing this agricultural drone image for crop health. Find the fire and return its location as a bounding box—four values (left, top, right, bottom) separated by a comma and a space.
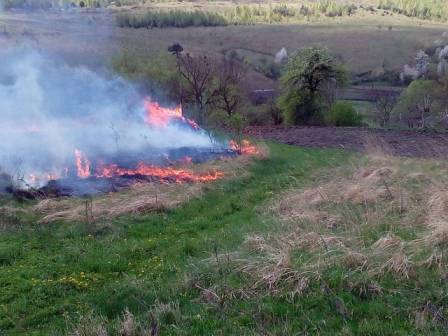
24, 98, 253, 189
73, 149, 221, 183
27, 171, 60, 185
229, 139, 259, 155
144, 98, 199, 129
75, 149, 91, 178
144, 98, 182, 127
94, 162, 223, 183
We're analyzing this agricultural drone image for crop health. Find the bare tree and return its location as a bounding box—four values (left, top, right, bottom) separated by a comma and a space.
372, 90, 397, 127
176, 53, 214, 125
415, 92, 434, 128
212, 59, 245, 117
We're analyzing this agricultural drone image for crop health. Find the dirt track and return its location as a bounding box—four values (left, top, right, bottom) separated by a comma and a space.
245, 126, 448, 158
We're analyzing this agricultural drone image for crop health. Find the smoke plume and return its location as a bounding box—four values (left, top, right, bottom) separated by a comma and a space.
0, 46, 216, 187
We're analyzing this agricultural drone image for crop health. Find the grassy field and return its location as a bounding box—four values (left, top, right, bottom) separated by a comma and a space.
2, 142, 448, 335
3, 3, 448, 334
1, 9, 448, 91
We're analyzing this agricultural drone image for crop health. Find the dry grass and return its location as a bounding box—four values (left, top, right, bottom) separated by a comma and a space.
70, 306, 164, 336
10, 147, 264, 224
70, 314, 108, 336
119, 309, 138, 336
214, 147, 448, 296
372, 232, 402, 250
35, 182, 203, 224
342, 250, 368, 269
425, 189, 448, 246
236, 230, 348, 292
380, 251, 413, 279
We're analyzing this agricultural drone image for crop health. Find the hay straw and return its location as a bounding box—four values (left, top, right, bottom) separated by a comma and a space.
372, 232, 402, 251
381, 251, 413, 279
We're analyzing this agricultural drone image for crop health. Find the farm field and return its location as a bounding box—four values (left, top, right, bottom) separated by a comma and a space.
1, 9, 448, 91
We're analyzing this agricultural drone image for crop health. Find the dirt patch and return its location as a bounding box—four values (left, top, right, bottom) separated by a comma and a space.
246, 126, 448, 159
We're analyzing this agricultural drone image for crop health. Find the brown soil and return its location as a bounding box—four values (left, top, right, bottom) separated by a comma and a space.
245, 126, 448, 158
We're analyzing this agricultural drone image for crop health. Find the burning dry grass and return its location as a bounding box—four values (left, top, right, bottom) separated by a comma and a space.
30, 148, 265, 224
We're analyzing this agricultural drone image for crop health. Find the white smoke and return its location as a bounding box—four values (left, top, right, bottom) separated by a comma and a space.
0, 46, 216, 186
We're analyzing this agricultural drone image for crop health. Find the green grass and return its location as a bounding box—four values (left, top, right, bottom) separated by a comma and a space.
1, 143, 448, 335
0, 144, 345, 334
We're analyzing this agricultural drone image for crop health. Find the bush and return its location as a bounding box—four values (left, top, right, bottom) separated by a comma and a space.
278, 47, 346, 125
392, 80, 441, 128
116, 10, 228, 29
327, 101, 363, 126
272, 4, 296, 18
378, 0, 448, 21
257, 58, 283, 79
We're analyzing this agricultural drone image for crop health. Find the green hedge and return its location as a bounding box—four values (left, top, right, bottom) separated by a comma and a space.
327, 101, 363, 127
116, 10, 228, 28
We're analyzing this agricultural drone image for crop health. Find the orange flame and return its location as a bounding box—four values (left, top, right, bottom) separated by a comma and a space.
144, 98, 182, 127
75, 149, 91, 178
144, 98, 199, 129
94, 162, 223, 183
229, 139, 259, 155
27, 171, 61, 186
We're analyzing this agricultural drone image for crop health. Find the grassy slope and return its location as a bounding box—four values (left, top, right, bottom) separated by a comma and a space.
1, 143, 447, 335
0, 144, 343, 334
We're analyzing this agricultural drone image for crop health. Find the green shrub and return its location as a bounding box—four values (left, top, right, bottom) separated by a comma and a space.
392, 79, 441, 128
378, 0, 448, 21
257, 58, 283, 80
116, 10, 228, 29
327, 101, 363, 126
272, 4, 296, 17
278, 47, 346, 125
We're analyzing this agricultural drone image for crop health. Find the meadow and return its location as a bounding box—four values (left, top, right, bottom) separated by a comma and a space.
3, 2, 448, 334
2, 143, 448, 334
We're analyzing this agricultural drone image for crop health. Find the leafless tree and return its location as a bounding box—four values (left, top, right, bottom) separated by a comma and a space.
372, 90, 397, 127
415, 92, 434, 128
211, 59, 245, 117
176, 53, 214, 125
